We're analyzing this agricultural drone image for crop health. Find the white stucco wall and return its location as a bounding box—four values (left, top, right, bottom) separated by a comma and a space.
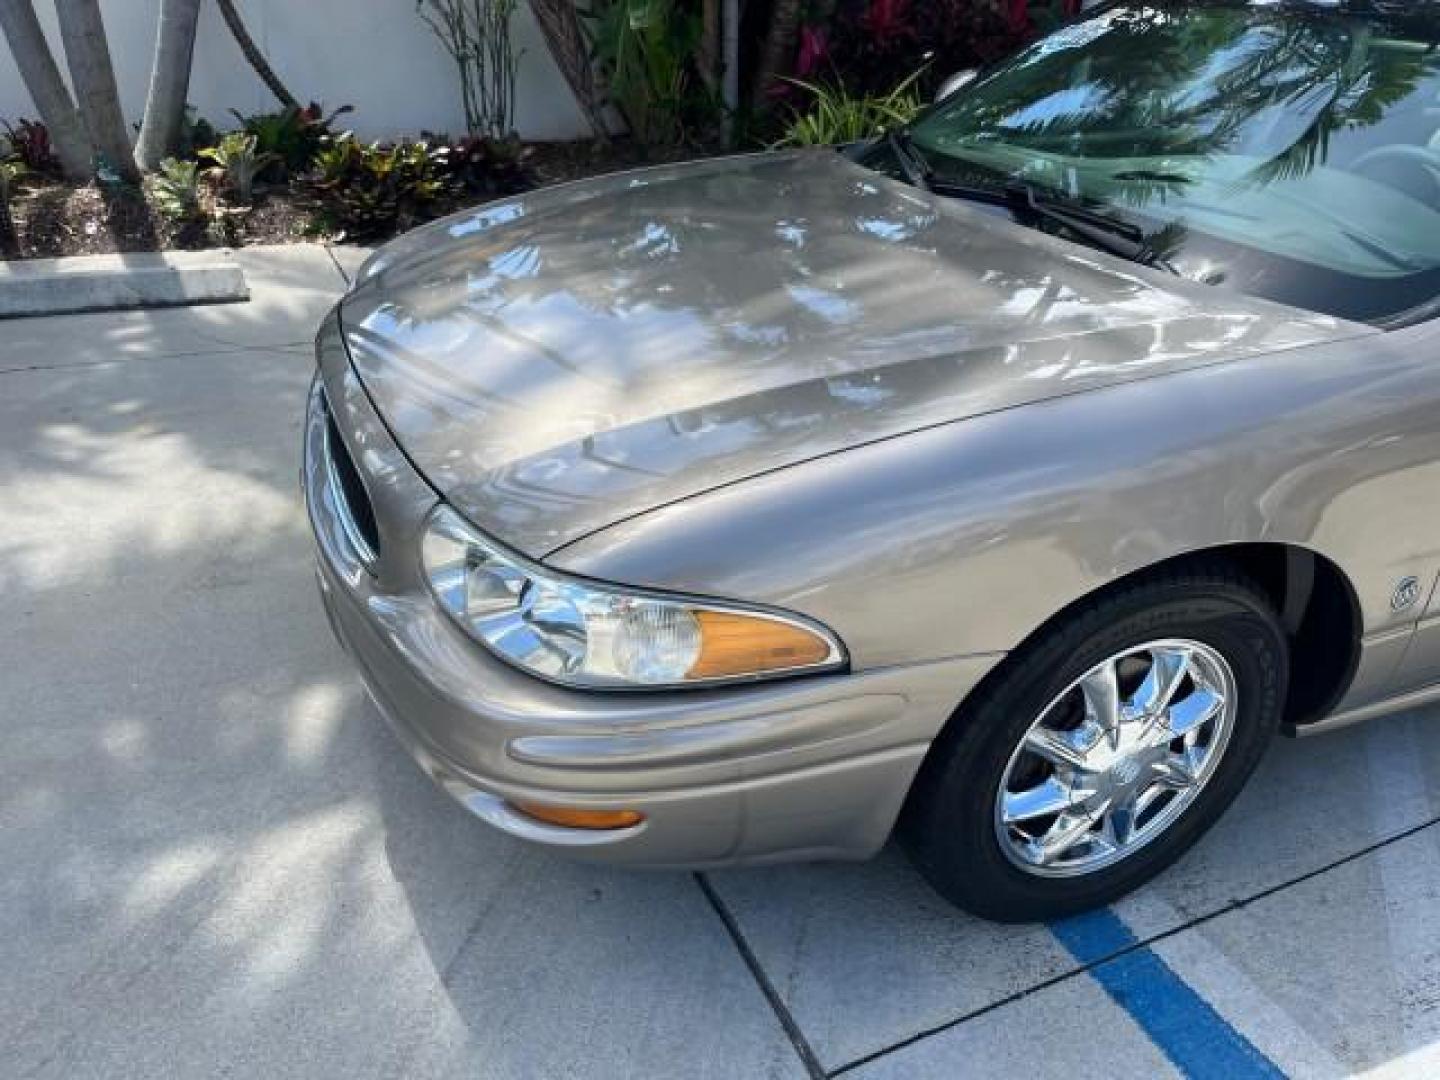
0, 0, 590, 141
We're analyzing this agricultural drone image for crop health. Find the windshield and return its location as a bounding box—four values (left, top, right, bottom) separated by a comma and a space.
906, 1, 1440, 323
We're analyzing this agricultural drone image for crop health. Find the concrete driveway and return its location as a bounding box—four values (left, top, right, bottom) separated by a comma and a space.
3, 245, 1438, 1079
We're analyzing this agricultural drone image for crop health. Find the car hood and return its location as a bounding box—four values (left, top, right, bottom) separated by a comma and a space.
340, 150, 1362, 557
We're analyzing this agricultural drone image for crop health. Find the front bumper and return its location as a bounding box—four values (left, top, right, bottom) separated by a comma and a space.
305, 309, 1001, 866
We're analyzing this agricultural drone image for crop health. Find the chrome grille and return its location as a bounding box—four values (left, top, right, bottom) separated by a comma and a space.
319, 390, 381, 567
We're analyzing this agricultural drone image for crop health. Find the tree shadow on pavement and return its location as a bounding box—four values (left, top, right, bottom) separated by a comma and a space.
4, 275, 1438, 1079
0, 297, 804, 1080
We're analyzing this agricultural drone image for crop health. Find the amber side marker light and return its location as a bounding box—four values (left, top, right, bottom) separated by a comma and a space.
687, 610, 834, 680
513, 803, 646, 830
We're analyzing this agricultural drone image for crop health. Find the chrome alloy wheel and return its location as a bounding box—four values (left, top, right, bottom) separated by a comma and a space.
994, 639, 1238, 878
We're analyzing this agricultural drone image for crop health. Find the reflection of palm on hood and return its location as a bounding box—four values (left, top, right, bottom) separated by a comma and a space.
341, 151, 1349, 556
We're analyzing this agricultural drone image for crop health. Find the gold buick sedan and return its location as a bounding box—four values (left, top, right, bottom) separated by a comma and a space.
308, 1, 1440, 920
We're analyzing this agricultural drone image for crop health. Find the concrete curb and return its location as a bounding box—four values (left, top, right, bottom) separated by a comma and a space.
0, 255, 249, 319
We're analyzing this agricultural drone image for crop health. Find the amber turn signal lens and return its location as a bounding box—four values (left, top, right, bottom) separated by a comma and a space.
686, 610, 834, 680
512, 802, 645, 830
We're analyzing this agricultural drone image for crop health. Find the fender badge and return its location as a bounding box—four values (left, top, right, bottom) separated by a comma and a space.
1392, 576, 1422, 613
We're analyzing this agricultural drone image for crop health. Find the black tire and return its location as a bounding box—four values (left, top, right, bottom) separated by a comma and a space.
901, 566, 1288, 923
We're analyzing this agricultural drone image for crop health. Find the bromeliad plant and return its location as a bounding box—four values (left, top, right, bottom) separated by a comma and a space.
0, 160, 25, 208
149, 157, 203, 221
230, 102, 354, 178
200, 132, 279, 204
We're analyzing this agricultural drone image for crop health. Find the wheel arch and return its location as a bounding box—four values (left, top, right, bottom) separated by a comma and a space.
950, 542, 1363, 736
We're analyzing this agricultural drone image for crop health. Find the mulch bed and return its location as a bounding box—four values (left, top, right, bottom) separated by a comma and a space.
0, 183, 311, 259
0, 138, 719, 261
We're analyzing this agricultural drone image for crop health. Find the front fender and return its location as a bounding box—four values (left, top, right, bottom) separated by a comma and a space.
547, 328, 1437, 673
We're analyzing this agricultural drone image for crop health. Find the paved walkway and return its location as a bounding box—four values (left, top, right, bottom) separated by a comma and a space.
2, 244, 1437, 1078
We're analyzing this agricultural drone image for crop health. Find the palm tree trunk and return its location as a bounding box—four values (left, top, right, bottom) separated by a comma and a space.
214, 0, 298, 109
55, 0, 138, 182
698, 0, 719, 92
527, 0, 610, 139
753, 0, 803, 107
134, 0, 202, 171
0, 0, 93, 177
721, 0, 739, 145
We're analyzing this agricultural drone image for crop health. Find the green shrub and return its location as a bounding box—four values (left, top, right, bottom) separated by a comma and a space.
586, 0, 717, 148
199, 132, 278, 204
426, 134, 534, 198
773, 70, 925, 148
304, 135, 455, 239
416, 1, 521, 139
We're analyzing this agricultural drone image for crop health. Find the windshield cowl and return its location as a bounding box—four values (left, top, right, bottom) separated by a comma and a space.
885, 0, 1440, 324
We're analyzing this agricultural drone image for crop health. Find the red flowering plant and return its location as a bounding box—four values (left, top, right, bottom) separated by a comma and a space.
822, 0, 1079, 99
795, 24, 831, 79
1, 119, 62, 178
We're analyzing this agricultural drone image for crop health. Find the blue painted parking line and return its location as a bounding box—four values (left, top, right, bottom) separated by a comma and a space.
1050, 908, 1285, 1079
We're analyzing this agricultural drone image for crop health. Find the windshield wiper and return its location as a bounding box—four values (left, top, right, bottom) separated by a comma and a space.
886, 129, 935, 192
929, 176, 1179, 275
879, 128, 1179, 275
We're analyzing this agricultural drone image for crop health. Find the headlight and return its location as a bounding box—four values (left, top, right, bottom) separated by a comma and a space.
420, 505, 846, 689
